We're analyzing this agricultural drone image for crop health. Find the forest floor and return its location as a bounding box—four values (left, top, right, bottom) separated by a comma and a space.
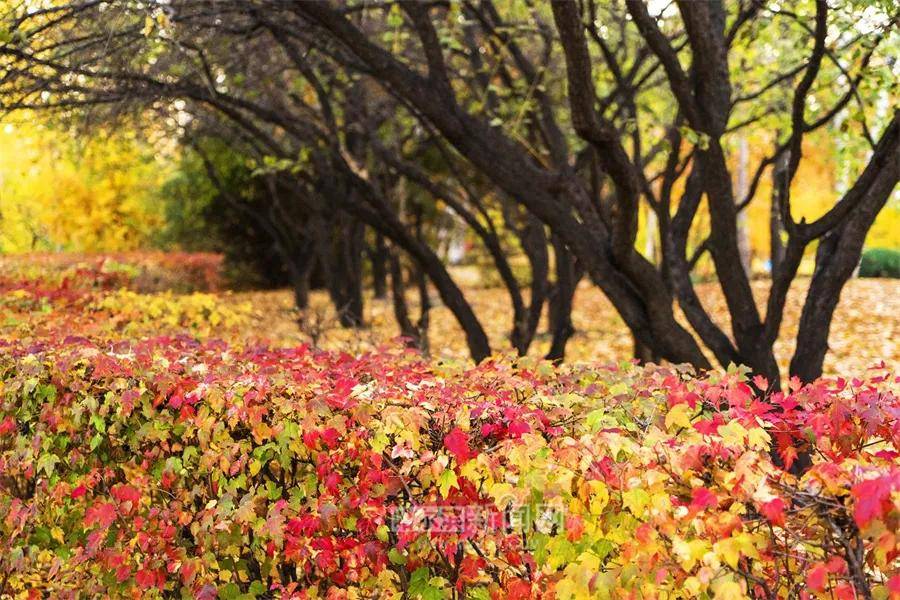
228, 276, 899, 377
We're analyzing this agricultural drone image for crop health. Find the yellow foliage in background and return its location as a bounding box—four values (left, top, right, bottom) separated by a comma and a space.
91, 288, 252, 335
0, 115, 170, 253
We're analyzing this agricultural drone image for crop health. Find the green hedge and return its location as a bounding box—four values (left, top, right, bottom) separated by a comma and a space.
859, 247, 900, 278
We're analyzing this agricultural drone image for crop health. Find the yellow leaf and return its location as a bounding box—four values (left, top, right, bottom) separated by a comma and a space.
713, 533, 758, 570
717, 421, 748, 446
589, 480, 610, 515
50, 527, 64, 544
665, 403, 694, 431
438, 469, 458, 498
712, 579, 747, 600
622, 488, 650, 516
747, 426, 771, 450
672, 537, 711, 571
608, 382, 628, 396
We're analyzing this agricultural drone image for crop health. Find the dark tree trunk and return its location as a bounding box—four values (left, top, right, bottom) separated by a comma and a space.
286, 248, 315, 310
790, 117, 899, 382
770, 150, 789, 281
338, 217, 365, 327
415, 261, 431, 356
545, 236, 579, 363
370, 232, 388, 299
509, 212, 549, 356
312, 212, 365, 328
389, 251, 419, 347
633, 335, 659, 364
338, 169, 492, 362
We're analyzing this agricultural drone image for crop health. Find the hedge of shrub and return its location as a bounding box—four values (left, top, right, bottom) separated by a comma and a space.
859, 248, 900, 279
0, 256, 898, 599
1, 340, 898, 599
0, 251, 224, 293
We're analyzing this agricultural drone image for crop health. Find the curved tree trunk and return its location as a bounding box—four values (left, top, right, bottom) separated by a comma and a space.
545, 236, 580, 363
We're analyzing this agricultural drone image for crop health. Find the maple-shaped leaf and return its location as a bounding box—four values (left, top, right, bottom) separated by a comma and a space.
806, 563, 827, 592
851, 473, 897, 528
759, 498, 786, 526
690, 487, 718, 512
85, 502, 117, 529
443, 427, 472, 462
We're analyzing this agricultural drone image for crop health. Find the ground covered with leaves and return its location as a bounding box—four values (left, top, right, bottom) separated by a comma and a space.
0, 254, 898, 599
231, 274, 899, 378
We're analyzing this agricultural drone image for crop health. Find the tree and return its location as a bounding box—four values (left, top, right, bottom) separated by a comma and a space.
1, 0, 896, 384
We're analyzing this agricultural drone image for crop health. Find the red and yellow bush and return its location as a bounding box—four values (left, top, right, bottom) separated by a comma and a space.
0, 253, 247, 342
0, 251, 224, 294
1, 341, 898, 598
0, 255, 898, 599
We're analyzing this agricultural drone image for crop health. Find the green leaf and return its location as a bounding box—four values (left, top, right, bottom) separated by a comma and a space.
408, 567, 448, 600
622, 488, 650, 517
36, 453, 59, 477
438, 469, 458, 498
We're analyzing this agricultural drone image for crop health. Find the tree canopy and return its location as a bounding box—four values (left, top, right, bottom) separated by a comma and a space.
0, 0, 897, 385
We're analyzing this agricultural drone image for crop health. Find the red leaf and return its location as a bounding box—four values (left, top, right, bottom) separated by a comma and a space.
759, 498, 786, 526
85, 502, 117, 529
833, 583, 855, 600
0, 416, 15, 436
444, 427, 472, 462
825, 556, 847, 575
322, 427, 340, 449
135, 568, 162, 589
111, 484, 141, 505
504, 579, 533, 599
752, 374, 769, 392
851, 474, 896, 528
887, 575, 900, 597
690, 487, 718, 511
507, 419, 531, 438
806, 563, 827, 592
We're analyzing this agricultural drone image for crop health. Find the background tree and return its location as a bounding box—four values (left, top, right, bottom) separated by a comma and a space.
0, 0, 896, 385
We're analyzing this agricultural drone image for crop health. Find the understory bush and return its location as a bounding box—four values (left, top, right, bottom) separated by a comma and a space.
0, 255, 898, 599
859, 248, 900, 279
1, 345, 898, 599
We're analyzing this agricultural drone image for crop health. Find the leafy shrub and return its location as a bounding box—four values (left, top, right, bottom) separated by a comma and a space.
1, 338, 898, 598
0, 252, 224, 293
859, 248, 900, 279
1, 256, 898, 599
0, 253, 246, 341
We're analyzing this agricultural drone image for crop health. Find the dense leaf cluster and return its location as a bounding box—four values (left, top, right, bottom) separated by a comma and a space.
0, 254, 898, 599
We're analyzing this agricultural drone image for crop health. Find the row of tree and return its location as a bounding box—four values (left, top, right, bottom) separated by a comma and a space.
1, 0, 897, 386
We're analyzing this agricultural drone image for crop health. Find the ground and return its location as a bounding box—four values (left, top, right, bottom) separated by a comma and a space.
229, 276, 899, 377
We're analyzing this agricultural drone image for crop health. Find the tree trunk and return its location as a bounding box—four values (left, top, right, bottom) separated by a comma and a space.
338, 217, 365, 327
370, 232, 388, 299
287, 248, 315, 310
770, 149, 789, 280
545, 236, 579, 363
389, 251, 419, 347
509, 212, 549, 355
790, 112, 900, 381
735, 136, 752, 277
415, 261, 431, 356
790, 116, 899, 382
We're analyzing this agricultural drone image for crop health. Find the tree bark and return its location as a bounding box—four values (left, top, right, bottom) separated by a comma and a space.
770, 149, 789, 281
370, 232, 388, 300
790, 114, 899, 382
546, 236, 580, 363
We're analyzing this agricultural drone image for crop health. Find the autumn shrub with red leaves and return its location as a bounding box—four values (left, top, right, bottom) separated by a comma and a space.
0, 256, 898, 599
0, 251, 223, 295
